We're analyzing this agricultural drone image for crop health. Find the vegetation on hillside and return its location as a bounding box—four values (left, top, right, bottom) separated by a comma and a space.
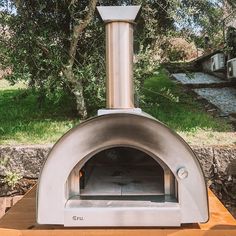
0, 69, 233, 145
142, 70, 230, 132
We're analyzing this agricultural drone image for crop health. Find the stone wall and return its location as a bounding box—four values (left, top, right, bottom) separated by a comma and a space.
0, 145, 51, 179
0, 145, 235, 216
1, 145, 235, 179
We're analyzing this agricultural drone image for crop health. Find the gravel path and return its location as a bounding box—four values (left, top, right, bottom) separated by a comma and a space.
172, 72, 236, 116
194, 87, 236, 115
172, 72, 224, 84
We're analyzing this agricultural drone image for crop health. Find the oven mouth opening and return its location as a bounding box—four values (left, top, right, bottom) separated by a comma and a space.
66, 146, 178, 204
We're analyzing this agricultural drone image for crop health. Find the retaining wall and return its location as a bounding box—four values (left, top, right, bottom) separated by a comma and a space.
0, 145, 235, 216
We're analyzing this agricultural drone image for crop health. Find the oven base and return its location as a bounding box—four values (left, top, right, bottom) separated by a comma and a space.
64, 199, 180, 227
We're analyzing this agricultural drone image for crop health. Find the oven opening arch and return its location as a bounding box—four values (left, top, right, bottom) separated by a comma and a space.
66, 146, 178, 202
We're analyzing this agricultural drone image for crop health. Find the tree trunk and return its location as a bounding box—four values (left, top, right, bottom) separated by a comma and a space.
63, 66, 87, 119
63, 0, 97, 119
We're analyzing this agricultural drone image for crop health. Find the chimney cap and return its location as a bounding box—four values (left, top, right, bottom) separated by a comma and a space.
97, 6, 141, 22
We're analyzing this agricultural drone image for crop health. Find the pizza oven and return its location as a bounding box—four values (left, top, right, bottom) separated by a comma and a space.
36, 6, 209, 227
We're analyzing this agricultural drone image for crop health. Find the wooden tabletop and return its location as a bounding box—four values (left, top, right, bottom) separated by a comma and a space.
0, 186, 235, 236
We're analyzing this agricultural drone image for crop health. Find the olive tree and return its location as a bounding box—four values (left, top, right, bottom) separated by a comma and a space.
0, 0, 226, 117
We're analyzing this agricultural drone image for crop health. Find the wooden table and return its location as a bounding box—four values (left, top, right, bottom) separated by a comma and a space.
0, 186, 235, 236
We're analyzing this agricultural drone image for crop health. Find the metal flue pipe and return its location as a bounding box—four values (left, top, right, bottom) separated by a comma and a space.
97, 6, 141, 109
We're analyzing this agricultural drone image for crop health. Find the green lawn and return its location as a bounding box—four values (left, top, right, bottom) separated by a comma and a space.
0, 81, 79, 144
142, 69, 230, 132
0, 69, 234, 145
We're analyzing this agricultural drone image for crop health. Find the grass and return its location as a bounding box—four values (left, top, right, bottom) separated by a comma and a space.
142, 69, 230, 132
0, 70, 234, 146
142, 69, 235, 146
0, 80, 79, 144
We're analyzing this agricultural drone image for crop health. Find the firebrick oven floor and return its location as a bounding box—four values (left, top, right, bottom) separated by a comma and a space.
0, 185, 236, 236
80, 165, 164, 196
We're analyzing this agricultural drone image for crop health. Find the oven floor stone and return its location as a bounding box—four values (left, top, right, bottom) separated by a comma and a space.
80, 165, 164, 196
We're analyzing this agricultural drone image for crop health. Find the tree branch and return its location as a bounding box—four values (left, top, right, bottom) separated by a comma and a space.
68, 0, 98, 67
62, 0, 97, 118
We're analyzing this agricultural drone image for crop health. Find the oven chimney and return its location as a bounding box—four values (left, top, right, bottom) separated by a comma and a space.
97, 6, 141, 109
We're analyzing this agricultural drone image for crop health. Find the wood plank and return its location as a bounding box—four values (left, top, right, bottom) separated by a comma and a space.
20, 229, 236, 236
200, 190, 236, 229
0, 185, 235, 236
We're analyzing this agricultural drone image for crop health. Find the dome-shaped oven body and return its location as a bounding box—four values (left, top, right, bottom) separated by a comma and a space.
37, 112, 209, 226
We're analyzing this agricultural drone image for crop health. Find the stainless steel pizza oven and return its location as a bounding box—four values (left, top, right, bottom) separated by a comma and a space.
37, 6, 209, 227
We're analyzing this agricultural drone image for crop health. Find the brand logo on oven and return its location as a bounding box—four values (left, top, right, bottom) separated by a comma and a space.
72, 216, 84, 221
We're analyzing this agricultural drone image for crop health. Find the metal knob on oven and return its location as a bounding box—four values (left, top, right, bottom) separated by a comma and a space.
177, 167, 188, 179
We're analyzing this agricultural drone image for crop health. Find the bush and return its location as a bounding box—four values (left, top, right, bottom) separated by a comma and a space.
162, 37, 198, 62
